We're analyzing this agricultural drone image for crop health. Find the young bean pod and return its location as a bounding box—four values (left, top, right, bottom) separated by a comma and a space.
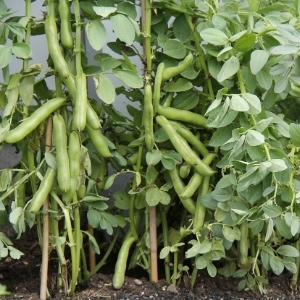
29, 167, 56, 213
53, 113, 70, 192
153, 62, 165, 114
156, 116, 215, 176
63, 131, 81, 203
168, 167, 196, 215
112, 236, 136, 289
58, 0, 74, 50
143, 83, 154, 151
86, 102, 101, 130
72, 72, 87, 132
158, 105, 209, 129
170, 121, 209, 157
162, 52, 193, 82
44, 15, 76, 96
86, 124, 113, 158
180, 153, 216, 199
4, 97, 65, 144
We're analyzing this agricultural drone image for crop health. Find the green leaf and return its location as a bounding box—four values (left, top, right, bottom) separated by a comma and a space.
163, 39, 186, 59
163, 78, 193, 92
270, 256, 284, 275
172, 90, 199, 111
173, 14, 191, 43
186, 243, 201, 258
223, 226, 238, 242
110, 14, 135, 45
234, 33, 256, 52
271, 45, 298, 55
146, 167, 159, 185
94, 73, 116, 104
117, 2, 137, 19
86, 20, 106, 51
265, 218, 274, 242
195, 256, 207, 269
19, 75, 34, 106
200, 28, 228, 46
82, 230, 100, 254
256, 69, 272, 90
242, 93, 261, 114
263, 205, 282, 218
93, 6, 117, 17
114, 191, 130, 210
269, 159, 287, 172
160, 246, 170, 259
250, 50, 269, 75
113, 69, 143, 88
0, 169, 12, 192
104, 173, 117, 190
11, 43, 32, 59
230, 94, 249, 112
283, 257, 297, 273
198, 240, 212, 254
217, 56, 240, 82
146, 150, 162, 166
146, 186, 160, 206
246, 130, 264, 146
9, 207, 23, 225
8, 246, 24, 259
207, 261, 217, 277
277, 245, 299, 257
87, 210, 100, 228
0, 45, 12, 68
289, 123, 300, 147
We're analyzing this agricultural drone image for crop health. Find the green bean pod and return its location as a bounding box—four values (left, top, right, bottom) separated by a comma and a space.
168, 167, 195, 215
179, 162, 191, 179
153, 62, 165, 114
86, 124, 113, 158
156, 116, 215, 177
143, 83, 154, 151
29, 167, 56, 213
86, 102, 101, 130
63, 131, 81, 203
58, 0, 74, 50
53, 113, 70, 192
180, 153, 216, 199
162, 52, 193, 82
158, 105, 208, 129
170, 121, 209, 157
4, 97, 65, 144
72, 72, 87, 132
44, 15, 76, 96
112, 236, 136, 289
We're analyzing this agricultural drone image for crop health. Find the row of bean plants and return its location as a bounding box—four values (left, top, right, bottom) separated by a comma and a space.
1, 0, 300, 297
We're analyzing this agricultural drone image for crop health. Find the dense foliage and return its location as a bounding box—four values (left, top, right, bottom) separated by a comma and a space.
1, 0, 300, 297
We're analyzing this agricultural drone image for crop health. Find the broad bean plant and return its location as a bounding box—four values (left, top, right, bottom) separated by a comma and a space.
0, 0, 300, 297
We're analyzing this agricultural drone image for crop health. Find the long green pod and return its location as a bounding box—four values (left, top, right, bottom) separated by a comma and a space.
143, 83, 154, 151
162, 52, 193, 82
86, 102, 101, 130
153, 62, 165, 114
168, 167, 195, 215
158, 105, 208, 129
44, 15, 76, 96
72, 72, 87, 132
4, 97, 65, 144
156, 116, 215, 176
86, 124, 113, 158
29, 167, 56, 213
171, 121, 209, 157
58, 0, 73, 50
53, 114, 70, 192
180, 153, 216, 199
112, 236, 136, 289
62, 131, 81, 203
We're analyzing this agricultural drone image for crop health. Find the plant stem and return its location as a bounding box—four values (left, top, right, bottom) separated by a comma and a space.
180, 0, 214, 101
172, 250, 179, 285
87, 228, 120, 279
40, 117, 53, 300
239, 221, 250, 269
291, 235, 300, 289
149, 205, 158, 282
160, 207, 171, 283
73, 0, 82, 73
88, 224, 96, 270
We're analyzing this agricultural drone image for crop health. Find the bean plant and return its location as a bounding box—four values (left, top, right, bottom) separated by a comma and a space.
0, 0, 300, 297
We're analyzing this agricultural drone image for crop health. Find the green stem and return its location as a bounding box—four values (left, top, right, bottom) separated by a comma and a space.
23, 0, 31, 71
50, 192, 77, 296
239, 221, 250, 269
172, 251, 179, 285
87, 228, 120, 279
73, 0, 82, 73
160, 207, 171, 283
291, 236, 300, 289
180, 0, 214, 100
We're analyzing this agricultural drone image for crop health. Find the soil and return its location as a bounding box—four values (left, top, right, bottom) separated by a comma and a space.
1, 226, 300, 300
